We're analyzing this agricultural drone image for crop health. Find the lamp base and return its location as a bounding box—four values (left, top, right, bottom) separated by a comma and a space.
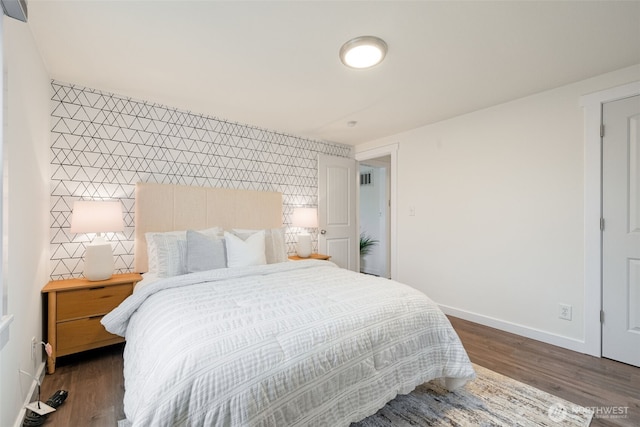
296, 233, 312, 258
84, 238, 114, 281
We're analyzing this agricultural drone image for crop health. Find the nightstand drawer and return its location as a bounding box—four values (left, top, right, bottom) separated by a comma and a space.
43, 273, 141, 374
57, 284, 131, 321
57, 316, 122, 356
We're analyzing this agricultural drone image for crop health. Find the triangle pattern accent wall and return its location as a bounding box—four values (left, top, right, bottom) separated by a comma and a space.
50, 81, 352, 280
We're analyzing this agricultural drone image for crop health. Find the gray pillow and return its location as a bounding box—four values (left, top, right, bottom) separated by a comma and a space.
186, 230, 227, 273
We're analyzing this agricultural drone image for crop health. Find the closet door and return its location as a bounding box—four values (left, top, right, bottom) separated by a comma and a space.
602, 94, 640, 367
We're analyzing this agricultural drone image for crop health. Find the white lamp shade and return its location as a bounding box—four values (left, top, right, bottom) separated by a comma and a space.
292, 207, 318, 228
70, 201, 124, 234
70, 200, 123, 281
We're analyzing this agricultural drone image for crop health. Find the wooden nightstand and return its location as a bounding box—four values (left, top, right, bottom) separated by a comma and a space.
42, 272, 141, 374
288, 253, 331, 261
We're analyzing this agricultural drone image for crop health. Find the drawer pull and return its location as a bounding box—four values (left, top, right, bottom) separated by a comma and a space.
89, 286, 106, 290
88, 315, 103, 320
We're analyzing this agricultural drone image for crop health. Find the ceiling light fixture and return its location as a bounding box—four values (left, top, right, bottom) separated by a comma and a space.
339, 36, 387, 69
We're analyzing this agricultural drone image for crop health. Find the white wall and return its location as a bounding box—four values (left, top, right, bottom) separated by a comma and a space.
0, 17, 51, 427
356, 65, 640, 352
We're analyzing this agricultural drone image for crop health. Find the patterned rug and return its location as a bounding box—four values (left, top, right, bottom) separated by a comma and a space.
118, 364, 593, 426
352, 364, 592, 426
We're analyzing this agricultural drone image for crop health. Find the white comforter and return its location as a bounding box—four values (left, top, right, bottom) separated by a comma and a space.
102, 260, 475, 426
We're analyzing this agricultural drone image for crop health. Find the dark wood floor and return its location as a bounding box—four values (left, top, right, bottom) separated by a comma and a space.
36, 344, 126, 427
449, 317, 639, 427
36, 316, 639, 426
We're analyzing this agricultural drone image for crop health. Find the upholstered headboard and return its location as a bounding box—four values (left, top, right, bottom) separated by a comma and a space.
134, 182, 283, 272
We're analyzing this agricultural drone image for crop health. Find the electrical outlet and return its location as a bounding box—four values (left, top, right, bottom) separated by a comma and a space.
559, 303, 572, 321
31, 337, 37, 360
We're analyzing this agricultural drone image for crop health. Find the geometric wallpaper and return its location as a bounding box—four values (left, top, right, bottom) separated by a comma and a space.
50, 81, 352, 280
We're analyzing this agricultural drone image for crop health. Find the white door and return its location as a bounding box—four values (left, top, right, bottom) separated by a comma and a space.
318, 154, 358, 271
602, 94, 640, 367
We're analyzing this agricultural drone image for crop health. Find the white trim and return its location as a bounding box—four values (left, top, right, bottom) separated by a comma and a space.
440, 304, 588, 354
355, 143, 398, 279
579, 81, 640, 357
0, 14, 5, 333
13, 362, 46, 427
0, 313, 13, 350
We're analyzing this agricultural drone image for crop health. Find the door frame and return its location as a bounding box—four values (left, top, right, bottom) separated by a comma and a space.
355, 143, 398, 279
581, 81, 640, 357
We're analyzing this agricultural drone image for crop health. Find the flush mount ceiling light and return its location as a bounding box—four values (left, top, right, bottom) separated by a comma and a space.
339, 36, 387, 69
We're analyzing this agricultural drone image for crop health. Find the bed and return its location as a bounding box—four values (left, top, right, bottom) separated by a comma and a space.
102, 183, 475, 426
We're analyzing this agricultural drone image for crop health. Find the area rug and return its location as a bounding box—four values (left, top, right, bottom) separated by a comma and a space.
351, 364, 593, 426
118, 364, 593, 426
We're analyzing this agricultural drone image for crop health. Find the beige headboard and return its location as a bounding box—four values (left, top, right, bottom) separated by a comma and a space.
134, 182, 283, 272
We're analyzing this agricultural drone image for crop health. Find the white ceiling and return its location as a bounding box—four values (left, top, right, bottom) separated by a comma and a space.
27, 1, 640, 146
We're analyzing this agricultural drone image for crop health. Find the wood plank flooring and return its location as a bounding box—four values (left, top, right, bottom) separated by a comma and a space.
35, 316, 639, 426
448, 317, 639, 427
38, 345, 126, 427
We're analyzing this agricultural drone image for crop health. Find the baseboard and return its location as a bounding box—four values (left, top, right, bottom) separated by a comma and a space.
439, 304, 590, 355
360, 269, 381, 277
13, 361, 46, 427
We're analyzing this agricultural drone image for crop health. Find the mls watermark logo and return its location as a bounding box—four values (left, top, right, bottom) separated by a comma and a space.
548, 402, 629, 422
548, 403, 567, 422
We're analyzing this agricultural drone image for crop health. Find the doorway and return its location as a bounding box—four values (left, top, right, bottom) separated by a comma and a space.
355, 143, 398, 279
359, 157, 390, 277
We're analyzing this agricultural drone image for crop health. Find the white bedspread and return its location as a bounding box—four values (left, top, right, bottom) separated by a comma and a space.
102, 260, 475, 426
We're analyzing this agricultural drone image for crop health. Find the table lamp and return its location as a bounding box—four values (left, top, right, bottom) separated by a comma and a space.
291, 207, 317, 258
70, 200, 124, 281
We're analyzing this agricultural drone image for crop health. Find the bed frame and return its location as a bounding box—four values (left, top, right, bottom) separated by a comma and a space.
134, 182, 283, 273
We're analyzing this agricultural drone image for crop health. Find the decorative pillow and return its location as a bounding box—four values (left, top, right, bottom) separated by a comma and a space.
232, 228, 288, 264
145, 227, 222, 276
224, 230, 266, 267
146, 233, 187, 277
186, 230, 226, 273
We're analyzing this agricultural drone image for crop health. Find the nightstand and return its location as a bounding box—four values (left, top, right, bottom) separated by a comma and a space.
288, 253, 331, 261
42, 272, 141, 374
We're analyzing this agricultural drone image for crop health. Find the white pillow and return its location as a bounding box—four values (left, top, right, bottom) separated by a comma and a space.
186, 230, 227, 272
146, 227, 222, 276
224, 230, 266, 267
232, 228, 288, 264
146, 233, 186, 277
